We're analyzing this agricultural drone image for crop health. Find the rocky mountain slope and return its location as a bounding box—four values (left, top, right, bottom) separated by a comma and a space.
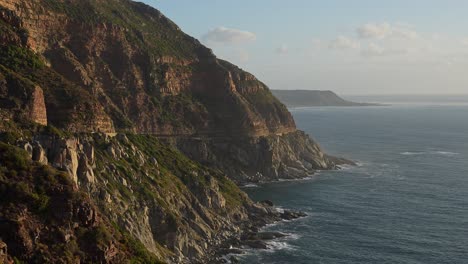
0, 0, 344, 183
0, 139, 163, 263
0, 0, 350, 262
272, 90, 379, 107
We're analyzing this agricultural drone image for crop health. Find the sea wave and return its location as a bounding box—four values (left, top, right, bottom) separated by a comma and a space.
338, 160, 366, 170
266, 240, 297, 252
277, 175, 315, 182
242, 183, 259, 188
400, 151, 459, 156
223, 231, 300, 263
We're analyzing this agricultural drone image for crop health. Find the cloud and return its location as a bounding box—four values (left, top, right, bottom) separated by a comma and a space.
357, 22, 419, 40
202, 27, 256, 45
462, 38, 468, 47
329, 36, 360, 50
357, 23, 391, 39
361, 43, 409, 57
311, 39, 322, 48
276, 44, 289, 54
361, 43, 385, 57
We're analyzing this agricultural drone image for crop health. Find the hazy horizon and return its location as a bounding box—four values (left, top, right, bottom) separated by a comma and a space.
270, 89, 468, 96
143, 0, 468, 95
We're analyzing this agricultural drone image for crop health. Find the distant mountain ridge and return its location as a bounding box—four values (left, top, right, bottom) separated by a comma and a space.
272, 90, 379, 107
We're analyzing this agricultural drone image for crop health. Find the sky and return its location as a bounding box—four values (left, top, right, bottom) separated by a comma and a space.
141, 0, 468, 95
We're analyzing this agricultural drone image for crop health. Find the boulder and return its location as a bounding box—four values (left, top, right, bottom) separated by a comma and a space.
32, 141, 48, 165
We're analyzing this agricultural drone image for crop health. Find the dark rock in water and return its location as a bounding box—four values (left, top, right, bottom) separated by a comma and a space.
326, 154, 356, 166
229, 248, 244, 255
244, 240, 269, 249
230, 255, 240, 263
218, 247, 244, 255
243, 231, 288, 241
281, 210, 308, 220
242, 231, 258, 241
260, 200, 274, 207
257, 231, 288, 240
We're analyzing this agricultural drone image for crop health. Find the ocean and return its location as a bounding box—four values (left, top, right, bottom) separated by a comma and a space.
240, 101, 468, 263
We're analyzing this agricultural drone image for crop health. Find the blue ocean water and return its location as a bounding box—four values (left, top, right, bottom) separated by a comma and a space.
241, 104, 468, 264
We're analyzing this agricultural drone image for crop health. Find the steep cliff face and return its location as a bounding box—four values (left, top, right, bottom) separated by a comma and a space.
0, 0, 350, 262
0, 0, 341, 183
0, 0, 296, 137
166, 131, 340, 184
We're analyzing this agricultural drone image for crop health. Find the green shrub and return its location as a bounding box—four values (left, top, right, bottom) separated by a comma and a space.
0, 131, 21, 144
0, 142, 31, 171
0, 46, 44, 71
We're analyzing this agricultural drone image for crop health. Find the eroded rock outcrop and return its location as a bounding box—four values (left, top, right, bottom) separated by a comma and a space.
23, 136, 97, 188
168, 130, 347, 183
29, 86, 47, 126
0, 240, 13, 264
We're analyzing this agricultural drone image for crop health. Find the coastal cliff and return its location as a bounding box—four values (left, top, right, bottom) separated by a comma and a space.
0, 0, 348, 262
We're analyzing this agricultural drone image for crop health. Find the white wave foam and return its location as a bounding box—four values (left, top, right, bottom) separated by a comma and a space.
400, 151, 425, 156
337, 164, 354, 170
432, 151, 460, 156
266, 240, 296, 251
284, 233, 301, 240
274, 206, 285, 214
400, 151, 459, 156
242, 183, 259, 188
264, 232, 300, 252
338, 161, 366, 171
277, 174, 316, 182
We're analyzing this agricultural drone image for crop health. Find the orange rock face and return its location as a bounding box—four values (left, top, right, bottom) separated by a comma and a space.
0, 0, 296, 137
29, 86, 47, 126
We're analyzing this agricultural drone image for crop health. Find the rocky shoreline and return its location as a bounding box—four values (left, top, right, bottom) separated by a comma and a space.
210, 201, 308, 264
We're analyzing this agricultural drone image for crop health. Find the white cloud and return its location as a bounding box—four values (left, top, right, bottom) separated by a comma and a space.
202, 27, 256, 45
357, 22, 419, 40
392, 27, 419, 39
361, 43, 409, 58
361, 43, 385, 57
462, 37, 468, 47
329, 36, 360, 50
311, 38, 322, 48
276, 44, 289, 54
357, 23, 391, 39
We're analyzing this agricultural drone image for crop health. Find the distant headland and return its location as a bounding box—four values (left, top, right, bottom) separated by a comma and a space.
272, 90, 382, 107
